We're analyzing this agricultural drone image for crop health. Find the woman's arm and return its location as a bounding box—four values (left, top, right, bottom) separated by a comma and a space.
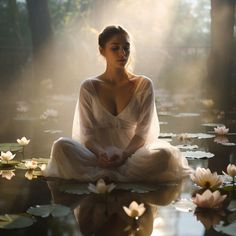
123, 135, 145, 158
84, 139, 106, 157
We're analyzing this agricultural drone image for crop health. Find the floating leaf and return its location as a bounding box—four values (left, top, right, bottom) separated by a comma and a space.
44, 129, 63, 134
158, 111, 173, 116
173, 199, 196, 212
0, 214, 35, 229
177, 133, 215, 139
159, 121, 168, 125
201, 123, 225, 128
27, 204, 71, 218
175, 145, 199, 150
159, 133, 176, 138
227, 200, 236, 211
196, 133, 215, 139
60, 184, 90, 195
0, 143, 23, 152
22, 158, 49, 164
182, 151, 214, 159
13, 116, 38, 121
173, 113, 200, 118
220, 142, 236, 147
0, 160, 20, 168
214, 222, 236, 236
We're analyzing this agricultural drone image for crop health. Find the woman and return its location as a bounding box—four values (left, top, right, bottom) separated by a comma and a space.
44, 25, 191, 182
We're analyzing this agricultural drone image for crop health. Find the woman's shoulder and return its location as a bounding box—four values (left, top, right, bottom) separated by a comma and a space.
133, 75, 153, 92
80, 76, 100, 91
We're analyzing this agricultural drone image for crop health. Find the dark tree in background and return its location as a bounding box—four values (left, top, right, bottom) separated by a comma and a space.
207, 0, 235, 111
26, 0, 54, 86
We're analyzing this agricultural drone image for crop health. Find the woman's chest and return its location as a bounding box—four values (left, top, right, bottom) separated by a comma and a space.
97, 82, 136, 116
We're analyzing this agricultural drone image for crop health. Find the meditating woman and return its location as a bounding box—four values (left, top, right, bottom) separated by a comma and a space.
44, 25, 191, 182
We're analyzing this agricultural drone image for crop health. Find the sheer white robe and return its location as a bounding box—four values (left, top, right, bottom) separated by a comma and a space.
44, 76, 192, 182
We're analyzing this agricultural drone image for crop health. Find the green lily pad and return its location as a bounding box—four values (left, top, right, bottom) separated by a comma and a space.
27, 204, 71, 218
159, 121, 168, 125
0, 214, 35, 229
0, 160, 20, 168
0, 143, 23, 152
44, 129, 63, 134
22, 158, 49, 164
60, 184, 90, 195
159, 133, 176, 138
214, 222, 236, 236
182, 151, 215, 159
202, 123, 224, 127
116, 183, 158, 193
173, 113, 200, 118
220, 142, 236, 147
158, 111, 173, 116
175, 144, 199, 150
177, 133, 215, 139
227, 200, 236, 211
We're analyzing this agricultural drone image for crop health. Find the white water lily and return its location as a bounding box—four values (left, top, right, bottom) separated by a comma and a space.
226, 164, 236, 178
0, 151, 15, 162
191, 167, 222, 188
123, 201, 146, 219
17, 137, 30, 146
88, 178, 116, 194
214, 126, 229, 135
192, 189, 227, 209
0, 169, 15, 180
40, 164, 47, 171
25, 170, 37, 180
25, 160, 37, 170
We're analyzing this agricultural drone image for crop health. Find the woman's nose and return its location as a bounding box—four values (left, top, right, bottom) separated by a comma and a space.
119, 48, 126, 57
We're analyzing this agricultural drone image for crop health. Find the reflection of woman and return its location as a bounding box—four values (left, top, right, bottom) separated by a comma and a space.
44, 25, 191, 182
47, 180, 183, 236
75, 183, 183, 236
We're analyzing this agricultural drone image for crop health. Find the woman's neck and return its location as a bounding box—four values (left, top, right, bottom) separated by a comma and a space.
102, 67, 132, 84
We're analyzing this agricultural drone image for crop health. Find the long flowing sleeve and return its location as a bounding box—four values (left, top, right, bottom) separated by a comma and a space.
72, 81, 96, 144
134, 79, 160, 144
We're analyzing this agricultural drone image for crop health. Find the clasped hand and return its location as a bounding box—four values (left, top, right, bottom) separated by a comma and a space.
97, 147, 128, 169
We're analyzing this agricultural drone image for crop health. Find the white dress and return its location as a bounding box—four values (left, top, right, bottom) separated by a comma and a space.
44, 76, 192, 182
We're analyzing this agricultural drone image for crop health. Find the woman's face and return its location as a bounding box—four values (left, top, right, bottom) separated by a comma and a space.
100, 33, 130, 68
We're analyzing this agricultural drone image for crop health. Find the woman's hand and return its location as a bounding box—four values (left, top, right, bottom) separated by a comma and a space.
97, 151, 111, 168
97, 147, 129, 168
106, 147, 129, 168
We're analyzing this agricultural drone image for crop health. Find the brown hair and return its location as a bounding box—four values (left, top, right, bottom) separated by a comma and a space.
98, 25, 129, 48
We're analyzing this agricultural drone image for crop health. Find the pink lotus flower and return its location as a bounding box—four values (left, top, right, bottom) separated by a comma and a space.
214, 126, 229, 136
192, 189, 227, 209
227, 164, 236, 178
191, 167, 222, 188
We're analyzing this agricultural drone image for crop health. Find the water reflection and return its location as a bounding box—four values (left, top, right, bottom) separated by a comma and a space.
47, 180, 183, 236
0, 169, 15, 180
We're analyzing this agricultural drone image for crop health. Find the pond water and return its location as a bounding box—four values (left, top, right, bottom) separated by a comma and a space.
0, 93, 236, 236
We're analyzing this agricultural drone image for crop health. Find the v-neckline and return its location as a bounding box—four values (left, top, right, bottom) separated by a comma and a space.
90, 77, 142, 118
